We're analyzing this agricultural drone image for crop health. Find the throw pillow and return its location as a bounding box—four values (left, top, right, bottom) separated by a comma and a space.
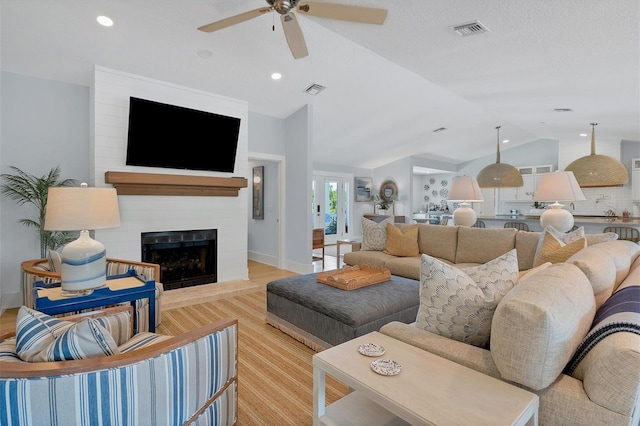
585, 232, 619, 245
16, 306, 119, 362
361, 217, 394, 251
47, 249, 63, 272
384, 224, 419, 257
415, 249, 519, 348
533, 228, 586, 267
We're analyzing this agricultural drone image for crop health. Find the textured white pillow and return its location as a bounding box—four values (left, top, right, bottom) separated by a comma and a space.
360, 217, 394, 251
415, 249, 519, 348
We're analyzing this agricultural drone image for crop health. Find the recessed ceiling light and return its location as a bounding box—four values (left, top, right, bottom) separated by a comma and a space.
579, 133, 588, 137
96, 16, 114, 27
271, 72, 282, 80
197, 49, 212, 58
502, 139, 510, 144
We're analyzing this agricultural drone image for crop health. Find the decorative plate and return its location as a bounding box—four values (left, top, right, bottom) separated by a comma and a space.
430, 178, 436, 184
424, 195, 430, 201
424, 184, 430, 190
371, 359, 402, 376
358, 343, 386, 357
441, 179, 448, 187
440, 189, 449, 197
432, 190, 438, 196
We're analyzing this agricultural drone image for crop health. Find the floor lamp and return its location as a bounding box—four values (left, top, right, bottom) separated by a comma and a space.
44, 183, 121, 296
533, 171, 585, 233
448, 176, 484, 227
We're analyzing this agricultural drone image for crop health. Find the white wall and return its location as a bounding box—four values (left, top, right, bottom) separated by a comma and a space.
1, 72, 90, 308
91, 67, 250, 283
247, 159, 280, 266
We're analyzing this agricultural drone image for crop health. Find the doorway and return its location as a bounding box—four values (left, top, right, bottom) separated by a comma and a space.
313, 172, 351, 245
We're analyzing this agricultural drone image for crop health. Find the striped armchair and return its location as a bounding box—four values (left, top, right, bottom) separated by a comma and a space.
21, 258, 164, 331
0, 307, 238, 426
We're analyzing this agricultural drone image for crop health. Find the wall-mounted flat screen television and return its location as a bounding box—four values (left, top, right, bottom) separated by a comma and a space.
126, 96, 241, 173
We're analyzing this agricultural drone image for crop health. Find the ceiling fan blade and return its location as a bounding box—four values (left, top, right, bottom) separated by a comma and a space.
297, 2, 387, 24
198, 7, 271, 33
281, 13, 308, 59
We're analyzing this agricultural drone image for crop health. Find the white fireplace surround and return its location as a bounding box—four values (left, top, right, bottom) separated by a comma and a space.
92, 66, 250, 283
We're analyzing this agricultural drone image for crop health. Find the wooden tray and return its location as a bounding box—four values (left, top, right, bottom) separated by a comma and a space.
317, 265, 391, 290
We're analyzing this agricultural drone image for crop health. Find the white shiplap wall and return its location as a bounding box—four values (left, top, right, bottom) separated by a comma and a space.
91, 67, 250, 282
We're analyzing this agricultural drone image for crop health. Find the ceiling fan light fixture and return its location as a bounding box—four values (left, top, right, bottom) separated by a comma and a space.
476, 126, 524, 188
564, 123, 629, 187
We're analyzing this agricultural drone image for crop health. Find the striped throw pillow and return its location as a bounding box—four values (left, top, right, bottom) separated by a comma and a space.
16, 306, 119, 362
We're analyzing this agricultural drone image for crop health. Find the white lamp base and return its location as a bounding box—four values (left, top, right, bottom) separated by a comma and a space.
539, 202, 574, 233
453, 202, 478, 227
60, 230, 107, 297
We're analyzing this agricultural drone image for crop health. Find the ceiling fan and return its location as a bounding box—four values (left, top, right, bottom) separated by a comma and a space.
198, 1, 388, 59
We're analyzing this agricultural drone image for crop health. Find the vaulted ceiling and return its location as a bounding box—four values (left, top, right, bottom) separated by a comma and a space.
2, 0, 639, 169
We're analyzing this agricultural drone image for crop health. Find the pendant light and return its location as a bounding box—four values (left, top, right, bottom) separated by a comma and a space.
564, 123, 629, 187
476, 126, 524, 188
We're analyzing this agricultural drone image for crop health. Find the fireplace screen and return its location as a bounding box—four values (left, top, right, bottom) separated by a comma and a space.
141, 229, 217, 290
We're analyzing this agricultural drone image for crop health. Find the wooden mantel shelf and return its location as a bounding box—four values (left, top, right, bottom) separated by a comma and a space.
105, 171, 248, 196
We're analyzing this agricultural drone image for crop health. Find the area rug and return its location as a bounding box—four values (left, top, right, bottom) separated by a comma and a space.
157, 289, 348, 426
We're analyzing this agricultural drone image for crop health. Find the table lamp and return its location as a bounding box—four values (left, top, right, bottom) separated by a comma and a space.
447, 176, 484, 227
533, 171, 586, 232
44, 183, 121, 296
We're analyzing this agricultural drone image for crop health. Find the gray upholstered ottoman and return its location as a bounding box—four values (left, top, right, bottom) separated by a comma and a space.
266, 273, 420, 351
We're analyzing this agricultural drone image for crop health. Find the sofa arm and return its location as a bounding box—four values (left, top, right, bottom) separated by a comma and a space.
0, 318, 238, 425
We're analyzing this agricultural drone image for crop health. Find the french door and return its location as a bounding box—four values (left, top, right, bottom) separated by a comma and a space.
312, 174, 351, 245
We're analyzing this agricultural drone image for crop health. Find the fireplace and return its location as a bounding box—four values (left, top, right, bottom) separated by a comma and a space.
141, 229, 217, 291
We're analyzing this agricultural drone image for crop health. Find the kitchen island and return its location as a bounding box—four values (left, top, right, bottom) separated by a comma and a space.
478, 215, 640, 234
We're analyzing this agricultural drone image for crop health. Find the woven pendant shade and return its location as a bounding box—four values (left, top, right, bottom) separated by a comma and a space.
476, 126, 524, 188
564, 123, 629, 187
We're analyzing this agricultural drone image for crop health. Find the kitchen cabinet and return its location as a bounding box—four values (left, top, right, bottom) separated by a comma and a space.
633, 158, 640, 201
499, 165, 553, 202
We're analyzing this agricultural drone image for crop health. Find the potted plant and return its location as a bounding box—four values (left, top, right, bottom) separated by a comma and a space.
1, 166, 78, 258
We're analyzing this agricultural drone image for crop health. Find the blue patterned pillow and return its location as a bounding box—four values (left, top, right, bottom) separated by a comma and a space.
16, 306, 119, 362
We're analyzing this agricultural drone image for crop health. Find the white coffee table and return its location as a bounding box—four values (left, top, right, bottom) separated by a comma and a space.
313, 331, 539, 426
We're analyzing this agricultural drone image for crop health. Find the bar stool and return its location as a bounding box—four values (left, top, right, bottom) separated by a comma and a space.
504, 221, 530, 231
603, 226, 640, 243
472, 220, 486, 228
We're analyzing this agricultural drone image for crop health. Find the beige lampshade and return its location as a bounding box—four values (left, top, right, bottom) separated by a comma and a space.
534, 171, 585, 233
476, 126, 524, 188
564, 123, 629, 187
448, 176, 484, 202
45, 184, 121, 231
448, 176, 483, 227
533, 171, 586, 202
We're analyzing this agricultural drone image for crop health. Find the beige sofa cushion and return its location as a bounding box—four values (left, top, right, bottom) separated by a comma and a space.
515, 231, 541, 271
416, 249, 519, 349
417, 224, 459, 263
384, 223, 419, 257
566, 245, 618, 308
455, 227, 517, 265
491, 263, 595, 390
343, 250, 395, 269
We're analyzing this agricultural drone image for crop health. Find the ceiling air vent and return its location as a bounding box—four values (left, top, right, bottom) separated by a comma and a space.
554, 108, 573, 112
453, 21, 488, 37
304, 83, 326, 95
432, 127, 447, 133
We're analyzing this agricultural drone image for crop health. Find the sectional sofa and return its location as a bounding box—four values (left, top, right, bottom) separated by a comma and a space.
343, 222, 640, 425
